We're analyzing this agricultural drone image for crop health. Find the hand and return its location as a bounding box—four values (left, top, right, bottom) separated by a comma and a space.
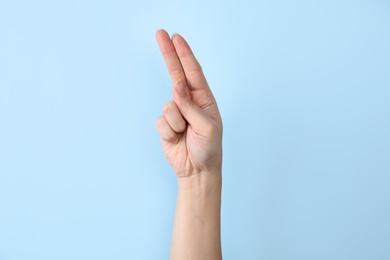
155, 29, 223, 179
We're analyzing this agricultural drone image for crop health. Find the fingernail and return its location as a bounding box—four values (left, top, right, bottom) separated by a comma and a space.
172, 33, 181, 43
175, 79, 187, 97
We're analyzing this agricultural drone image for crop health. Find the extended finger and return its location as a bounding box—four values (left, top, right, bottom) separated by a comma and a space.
162, 101, 187, 133
172, 33, 219, 116
155, 29, 186, 87
172, 33, 211, 94
155, 115, 179, 143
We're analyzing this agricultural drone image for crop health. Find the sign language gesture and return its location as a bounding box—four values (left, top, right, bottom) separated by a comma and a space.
156, 29, 223, 259
155, 29, 223, 179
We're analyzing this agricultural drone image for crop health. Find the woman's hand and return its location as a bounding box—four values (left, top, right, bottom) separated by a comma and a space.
156, 29, 223, 259
155, 29, 223, 179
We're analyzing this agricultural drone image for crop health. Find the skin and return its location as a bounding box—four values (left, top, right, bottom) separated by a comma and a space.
155, 29, 223, 260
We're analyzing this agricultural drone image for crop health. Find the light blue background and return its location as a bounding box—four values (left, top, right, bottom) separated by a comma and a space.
1, 0, 389, 259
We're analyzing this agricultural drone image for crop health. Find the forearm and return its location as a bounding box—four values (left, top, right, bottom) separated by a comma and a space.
170, 171, 222, 260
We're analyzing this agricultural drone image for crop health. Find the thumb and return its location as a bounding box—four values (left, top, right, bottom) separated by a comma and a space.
173, 79, 211, 129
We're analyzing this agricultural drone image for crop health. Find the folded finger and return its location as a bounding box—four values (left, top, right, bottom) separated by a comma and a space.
155, 115, 179, 143
162, 101, 187, 133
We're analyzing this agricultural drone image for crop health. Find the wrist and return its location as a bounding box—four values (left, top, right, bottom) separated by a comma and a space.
177, 170, 222, 205
177, 169, 221, 190
171, 170, 222, 260
176, 170, 222, 223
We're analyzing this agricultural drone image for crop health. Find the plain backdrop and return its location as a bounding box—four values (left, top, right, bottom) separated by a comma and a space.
1, 0, 389, 259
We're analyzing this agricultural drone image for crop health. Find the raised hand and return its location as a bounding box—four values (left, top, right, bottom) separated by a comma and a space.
155, 29, 223, 179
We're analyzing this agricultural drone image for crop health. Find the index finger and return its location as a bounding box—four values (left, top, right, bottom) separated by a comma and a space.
155, 29, 186, 87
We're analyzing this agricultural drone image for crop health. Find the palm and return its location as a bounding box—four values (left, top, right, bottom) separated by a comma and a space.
161, 120, 219, 178
155, 30, 222, 178
161, 127, 196, 178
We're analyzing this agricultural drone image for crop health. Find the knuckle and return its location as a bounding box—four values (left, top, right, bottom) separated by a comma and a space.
168, 67, 182, 78
163, 101, 177, 114
162, 102, 171, 114
186, 66, 203, 78
155, 116, 165, 127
